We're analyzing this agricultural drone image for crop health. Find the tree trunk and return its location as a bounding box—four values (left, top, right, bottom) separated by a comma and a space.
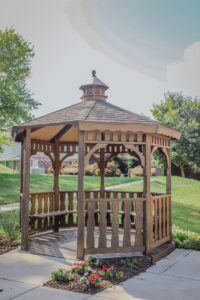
180, 165, 185, 177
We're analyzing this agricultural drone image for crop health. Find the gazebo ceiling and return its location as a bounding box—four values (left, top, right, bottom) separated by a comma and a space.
13, 71, 181, 142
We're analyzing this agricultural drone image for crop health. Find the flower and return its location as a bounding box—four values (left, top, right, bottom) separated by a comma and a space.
82, 259, 89, 265
93, 273, 100, 279
102, 266, 113, 271
88, 276, 95, 283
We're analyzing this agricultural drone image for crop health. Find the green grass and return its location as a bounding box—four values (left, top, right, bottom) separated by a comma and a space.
115, 176, 200, 233
0, 173, 139, 205
0, 164, 16, 174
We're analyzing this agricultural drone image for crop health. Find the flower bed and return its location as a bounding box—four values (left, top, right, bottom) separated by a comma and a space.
173, 226, 200, 251
44, 256, 152, 294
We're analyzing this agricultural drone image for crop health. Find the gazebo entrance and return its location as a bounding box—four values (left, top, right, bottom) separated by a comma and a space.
13, 71, 181, 259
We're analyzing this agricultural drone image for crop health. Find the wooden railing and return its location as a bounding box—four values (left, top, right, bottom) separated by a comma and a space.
29, 191, 78, 231
84, 191, 145, 254
29, 190, 171, 253
151, 194, 171, 248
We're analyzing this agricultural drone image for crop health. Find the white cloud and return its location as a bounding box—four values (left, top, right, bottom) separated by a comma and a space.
166, 42, 200, 97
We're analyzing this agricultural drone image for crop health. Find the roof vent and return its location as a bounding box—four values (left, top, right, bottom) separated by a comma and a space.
80, 70, 109, 102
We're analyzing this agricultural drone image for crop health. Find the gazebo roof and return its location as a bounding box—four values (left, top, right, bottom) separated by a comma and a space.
13, 71, 181, 141
15, 100, 158, 127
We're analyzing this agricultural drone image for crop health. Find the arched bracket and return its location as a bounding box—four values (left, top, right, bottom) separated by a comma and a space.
123, 144, 145, 168
85, 143, 107, 165
151, 146, 170, 169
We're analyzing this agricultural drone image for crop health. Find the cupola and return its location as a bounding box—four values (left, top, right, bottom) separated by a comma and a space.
79, 70, 109, 102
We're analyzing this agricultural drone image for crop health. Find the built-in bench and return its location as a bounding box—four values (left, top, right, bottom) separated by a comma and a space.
29, 210, 77, 219
29, 209, 136, 219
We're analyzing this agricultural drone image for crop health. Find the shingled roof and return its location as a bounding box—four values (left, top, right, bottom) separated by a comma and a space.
13, 71, 181, 141
15, 99, 158, 128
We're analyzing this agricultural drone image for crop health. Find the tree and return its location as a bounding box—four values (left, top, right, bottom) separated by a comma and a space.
151, 92, 200, 177
0, 28, 40, 151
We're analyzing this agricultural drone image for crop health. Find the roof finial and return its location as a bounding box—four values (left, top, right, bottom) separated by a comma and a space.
92, 70, 96, 77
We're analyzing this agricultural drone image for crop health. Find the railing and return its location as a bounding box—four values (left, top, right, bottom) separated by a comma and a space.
84, 191, 145, 254
29, 191, 78, 231
29, 190, 171, 253
151, 194, 171, 248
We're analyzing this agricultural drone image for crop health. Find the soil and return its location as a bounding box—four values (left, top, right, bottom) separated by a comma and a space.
44, 256, 152, 295
191, 212, 200, 217
0, 235, 17, 255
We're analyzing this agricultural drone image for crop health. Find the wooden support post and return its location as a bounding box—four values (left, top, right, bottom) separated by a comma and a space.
166, 147, 172, 240
77, 130, 85, 259
20, 145, 24, 228
54, 139, 60, 232
100, 148, 105, 197
21, 128, 31, 251
143, 133, 152, 255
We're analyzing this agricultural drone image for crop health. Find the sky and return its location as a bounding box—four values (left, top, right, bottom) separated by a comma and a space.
1, 0, 200, 118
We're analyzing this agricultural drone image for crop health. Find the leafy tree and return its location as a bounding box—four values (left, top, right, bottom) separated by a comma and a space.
0, 28, 40, 151
151, 92, 200, 177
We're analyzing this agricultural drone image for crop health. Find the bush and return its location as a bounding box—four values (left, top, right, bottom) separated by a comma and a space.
105, 162, 121, 177
112, 156, 128, 174
72, 259, 90, 275
173, 227, 200, 250
119, 258, 137, 267
51, 269, 74, 282
0, 211, 20, 246
85, 162, 121, 177
85, 163, 100, 176
86, 256, 103, 268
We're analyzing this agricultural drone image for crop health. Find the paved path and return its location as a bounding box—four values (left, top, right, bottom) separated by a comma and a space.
0, 248, 200, 299
0, 179, 143, 212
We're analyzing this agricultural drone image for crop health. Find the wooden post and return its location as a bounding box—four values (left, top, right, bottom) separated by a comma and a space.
21, 128, 31, 251
166, 147, 172, 240
77, 130, 85, 258
100, 148, 105, 196
166, 148, 171, 195
53, 139, 60, 232
20, 145, 24, 228
143, 133, 152, 255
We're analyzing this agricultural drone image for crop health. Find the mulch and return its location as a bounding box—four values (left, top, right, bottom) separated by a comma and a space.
44, 256, 152, 295
0, 235, 17, 255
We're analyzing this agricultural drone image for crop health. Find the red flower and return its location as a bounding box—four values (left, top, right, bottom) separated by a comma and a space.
88, 276, 95, 283
75, 262, 82, 267
102, 266, 113, 271
82, 259, 88, 265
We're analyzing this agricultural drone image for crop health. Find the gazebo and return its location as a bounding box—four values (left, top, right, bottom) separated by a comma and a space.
13, 71, 181, 259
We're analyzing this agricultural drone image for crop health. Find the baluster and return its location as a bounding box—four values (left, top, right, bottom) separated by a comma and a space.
43, 193, 48, 229
111, 198, 119, 248
135, 199, 143, 246
98, 199, 107, 248
86, 200, 95, 249
123, 200, 132, 247
68, 192, 74, 226
49, 192, 54, 228
38, 193, 43, 230
30, 194, 36, 231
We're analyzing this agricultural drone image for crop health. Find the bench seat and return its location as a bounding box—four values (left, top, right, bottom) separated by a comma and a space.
30, 209, 136, 219
30, 210, 77, 219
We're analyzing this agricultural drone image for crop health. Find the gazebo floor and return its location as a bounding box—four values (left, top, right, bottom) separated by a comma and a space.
28, 227, 139, 260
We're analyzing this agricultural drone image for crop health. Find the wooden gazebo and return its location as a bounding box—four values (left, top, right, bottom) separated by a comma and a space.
13, 71, 181, 259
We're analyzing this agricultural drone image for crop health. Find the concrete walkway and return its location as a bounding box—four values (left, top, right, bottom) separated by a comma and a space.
0, 248, 200, 299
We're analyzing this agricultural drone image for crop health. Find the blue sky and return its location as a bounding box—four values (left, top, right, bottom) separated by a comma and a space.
0, 0, 200, 118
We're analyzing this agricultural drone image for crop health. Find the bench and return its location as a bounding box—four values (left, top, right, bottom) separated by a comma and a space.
29, 209, 136, 232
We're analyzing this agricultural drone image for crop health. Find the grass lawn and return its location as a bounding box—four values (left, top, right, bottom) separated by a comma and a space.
115, 176, 200, 233
0, 164, 16, 174
0, 173, 139, 205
